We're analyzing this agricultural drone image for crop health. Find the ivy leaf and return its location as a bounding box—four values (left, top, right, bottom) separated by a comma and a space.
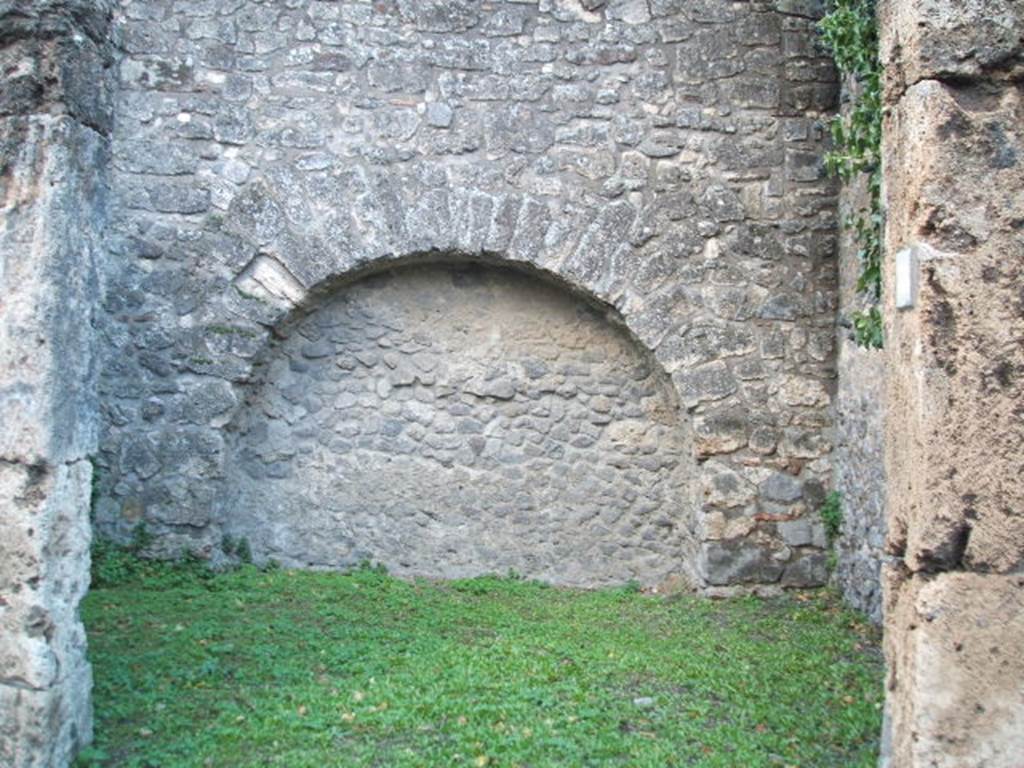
820, 0, 884, 348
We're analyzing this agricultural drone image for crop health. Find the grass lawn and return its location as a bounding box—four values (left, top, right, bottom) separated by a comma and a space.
79, 563, 883, 768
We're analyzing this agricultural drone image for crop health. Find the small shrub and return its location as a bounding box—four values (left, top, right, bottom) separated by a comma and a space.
355, 558, 388, 575
90, 536, 143, 588
236, 537, 253, 564
826, 550, 840, 573
90, 523, 153, 587
129, 522, 154, 552
820, 491, 844, 545
74, 746, 109, 767
90, 523, 213, 589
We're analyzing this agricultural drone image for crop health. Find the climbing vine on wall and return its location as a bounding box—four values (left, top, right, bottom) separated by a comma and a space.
819, 0, 884, 349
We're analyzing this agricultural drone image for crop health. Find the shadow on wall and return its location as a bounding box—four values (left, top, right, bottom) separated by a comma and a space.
217, 259, 700, 588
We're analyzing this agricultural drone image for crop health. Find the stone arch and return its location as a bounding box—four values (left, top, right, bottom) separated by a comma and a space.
218, 172, 656, 348
182, 167, 819, 590
216, 257, 699, 587
97, 166, 834, 592
98, 135, 835, 593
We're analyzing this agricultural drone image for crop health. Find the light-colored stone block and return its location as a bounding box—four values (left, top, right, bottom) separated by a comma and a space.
885, 571, 1024, 768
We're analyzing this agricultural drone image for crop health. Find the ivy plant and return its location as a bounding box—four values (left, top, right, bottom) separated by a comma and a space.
819, 0, 884, 349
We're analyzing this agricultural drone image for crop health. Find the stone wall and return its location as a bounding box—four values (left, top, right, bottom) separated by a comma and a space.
92, 0, 841, 592
0, 1, 116, 765
832, 103, 886, 623
878, 1, 1024, 765
833, 336, 886, 620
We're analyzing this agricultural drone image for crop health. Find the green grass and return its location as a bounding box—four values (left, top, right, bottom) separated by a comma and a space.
80, 564, 883, 768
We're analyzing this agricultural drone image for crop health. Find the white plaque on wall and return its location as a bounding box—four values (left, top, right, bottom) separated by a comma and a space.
895, 247, 918, 310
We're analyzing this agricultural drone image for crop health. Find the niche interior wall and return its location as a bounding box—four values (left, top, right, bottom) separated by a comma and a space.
93, 0, 841, 590
223, 261, 698, 585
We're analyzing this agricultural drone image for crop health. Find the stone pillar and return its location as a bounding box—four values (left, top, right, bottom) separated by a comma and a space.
878, 2, 1024, 766
0, 2, 115, 765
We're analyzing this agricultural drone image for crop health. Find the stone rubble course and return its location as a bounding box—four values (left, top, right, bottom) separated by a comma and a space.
94, 0, 840, 593
880, 0, 1024, 765
834, 164, 885, 623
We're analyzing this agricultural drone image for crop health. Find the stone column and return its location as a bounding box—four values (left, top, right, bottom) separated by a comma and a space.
878, 2, 1024, 766
0, 2, 115, 765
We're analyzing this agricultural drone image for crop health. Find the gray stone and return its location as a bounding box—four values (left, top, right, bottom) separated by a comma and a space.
759, 472, 804, 503
116, 140, 198, 176
778, 518, 814, 547
425, 102, 454, 129
781, 552, 828, 588
465, 377, 516, 401
702, 541, 786, 587
301, 339, 334, 359
693, 409, 748, 458
702, 462, 756, 509
147, 183, 210, 214
673, 362, 737, 407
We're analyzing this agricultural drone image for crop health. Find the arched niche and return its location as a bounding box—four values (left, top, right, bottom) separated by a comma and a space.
218, 260, 699, 587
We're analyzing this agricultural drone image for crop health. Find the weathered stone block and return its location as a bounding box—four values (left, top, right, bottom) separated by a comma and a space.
777, 375, 830, 407
0, 117, 105, 465
0, 663, 92, 768
0, 460, 93, 766
701, 540, 786, 587
673, 362, 738, 408
879, 0, 1024, 92
884, 79, 1024, 576
885, 571, 1024, 768
693, 408, 749, 458
881, 5, 1024, 761
701, 461, 757, 509
780, 551, 827, 587
760, 472, 803, 503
